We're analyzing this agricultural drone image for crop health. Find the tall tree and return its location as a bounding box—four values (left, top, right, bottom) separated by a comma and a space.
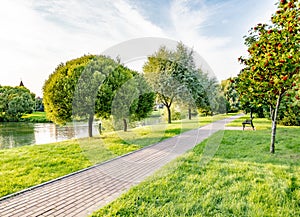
44, 54, 154, 136
170, 43, 210, 119
43, 55, 96, 125
73, 56, 117, 137
143, 46, 181, 123
237, 0, 299, 153
44, 55, 118, 137
143, 43, 209, 123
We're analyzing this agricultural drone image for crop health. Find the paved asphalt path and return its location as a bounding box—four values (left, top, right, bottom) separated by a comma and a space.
0, 114, 243, 217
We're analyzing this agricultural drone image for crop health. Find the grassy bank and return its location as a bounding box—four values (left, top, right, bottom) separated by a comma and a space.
92, 127, 300, 216
21, 112, 51, 123
0, 113, 236, 198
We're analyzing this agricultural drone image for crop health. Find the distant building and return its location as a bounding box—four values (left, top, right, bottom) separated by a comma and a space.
19, 80, 24, 87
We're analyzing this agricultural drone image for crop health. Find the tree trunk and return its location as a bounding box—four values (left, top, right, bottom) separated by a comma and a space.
88, 114, 94, 137
270, 96, 281, 154
123, 118, 128, 132
188, 107, 192, 120
167, 105, 171, 124
250, 108, 253, 119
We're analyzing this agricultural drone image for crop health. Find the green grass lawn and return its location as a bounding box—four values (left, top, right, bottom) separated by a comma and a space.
92, 127, 300, 216
21, 112, 51, 123
0, 113, 236, 198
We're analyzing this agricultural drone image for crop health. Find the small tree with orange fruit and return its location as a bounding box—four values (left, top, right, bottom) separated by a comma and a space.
237, 0, 299, 153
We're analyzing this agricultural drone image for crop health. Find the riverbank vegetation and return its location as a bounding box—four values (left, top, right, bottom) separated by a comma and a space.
92, 118, 300, 216
21, 112, 51, 123
0, 113, 235, 198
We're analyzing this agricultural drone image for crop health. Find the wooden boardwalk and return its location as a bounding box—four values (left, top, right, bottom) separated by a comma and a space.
0, 114, 243, 217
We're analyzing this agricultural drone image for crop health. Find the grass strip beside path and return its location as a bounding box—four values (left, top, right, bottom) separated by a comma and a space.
0, 113, 237, 198
92, 128, 300, 217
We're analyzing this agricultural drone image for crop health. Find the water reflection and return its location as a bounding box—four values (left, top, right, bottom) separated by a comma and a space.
0, 122, 100, 149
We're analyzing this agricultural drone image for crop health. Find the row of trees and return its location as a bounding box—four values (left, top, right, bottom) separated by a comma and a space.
0, 85, 36, 121
43, 55, 155, 137
43, 43, 224, 137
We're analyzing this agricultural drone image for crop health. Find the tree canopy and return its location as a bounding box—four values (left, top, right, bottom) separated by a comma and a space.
221, 78, 240, 113
0, 85, 35, 121
43, 54, 96, 126
43, 54, 154, 136
143, 42, 213, 123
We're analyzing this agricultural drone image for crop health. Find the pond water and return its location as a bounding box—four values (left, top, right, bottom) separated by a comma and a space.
0, 122, 100, 149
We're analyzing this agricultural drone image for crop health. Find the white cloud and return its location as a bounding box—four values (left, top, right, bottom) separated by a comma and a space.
0, 0, 166, 96
0, 0, 279, 96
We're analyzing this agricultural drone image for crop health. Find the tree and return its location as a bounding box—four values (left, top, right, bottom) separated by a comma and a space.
73, 56, 117, 137
44, 55, 117, 137
237, 0, 299, 153
128, 74, 155, 122
143, 47, 181, 124
35, 97, 44, 112
44, 54, 154, 136
221, 78, 240, 113
43, 55, 96, 126
96, 65, 135, 120
0, 85, 35, 121
143, 43, 208, 123
97, 66, 154, 131
173, 43, 201, 119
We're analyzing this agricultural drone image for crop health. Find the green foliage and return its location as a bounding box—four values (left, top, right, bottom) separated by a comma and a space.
237, 0, 300, 107
0, 85, 35, 121
143, 42, 216, 123
277, 87, 300, 126
43, 54, 96, 125
143, 46, 185, 123
34, 97, 44, 112
93, 128, 300, 217
130, 75, 155, 121
221, 78, 240, 112
96, 64, 155, 131
44, 54, 154, 134
96, 64, 134, 119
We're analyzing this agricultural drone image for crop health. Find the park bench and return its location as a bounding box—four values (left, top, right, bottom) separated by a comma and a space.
242, 118, 255, 130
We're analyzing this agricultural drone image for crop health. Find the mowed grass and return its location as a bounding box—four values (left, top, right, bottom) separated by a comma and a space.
92, 127, 300, 216
226, 115, 273, 130
0, 113, 236, 198
22, 112, 51, 123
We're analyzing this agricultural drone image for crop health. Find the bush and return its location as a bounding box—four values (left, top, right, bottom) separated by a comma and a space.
279, 111, 300, 126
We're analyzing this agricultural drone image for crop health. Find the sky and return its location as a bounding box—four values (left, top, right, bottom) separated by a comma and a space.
0, 0, 278, 97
